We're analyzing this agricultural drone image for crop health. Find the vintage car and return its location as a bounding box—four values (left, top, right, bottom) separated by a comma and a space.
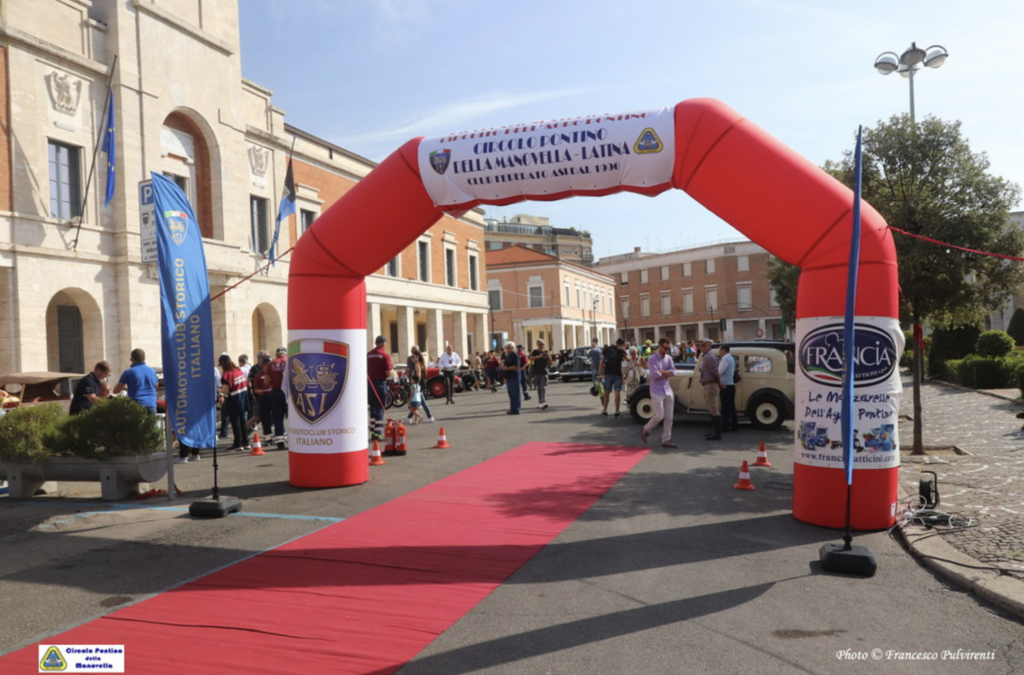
0, 371, 87, 412
627, 343, 795, 430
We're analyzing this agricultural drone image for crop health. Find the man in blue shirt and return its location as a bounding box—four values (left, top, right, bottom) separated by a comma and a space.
114, 348, 159, 413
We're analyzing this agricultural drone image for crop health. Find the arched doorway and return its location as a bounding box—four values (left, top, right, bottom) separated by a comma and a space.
252, 302, 284, 355
45, 289, 103, 392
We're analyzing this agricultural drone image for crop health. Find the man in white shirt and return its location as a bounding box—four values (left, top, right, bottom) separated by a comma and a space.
438, 344, 462, 404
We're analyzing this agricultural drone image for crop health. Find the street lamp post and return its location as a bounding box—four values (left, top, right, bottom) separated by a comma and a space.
873, 42, 948, 124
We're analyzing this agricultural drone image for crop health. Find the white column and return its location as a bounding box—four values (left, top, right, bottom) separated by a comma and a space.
368, 302, 382, 351
427, 308, 444, 363
398, 305, 415, 358
477, 312, 489, 353
454, 311, 469, 357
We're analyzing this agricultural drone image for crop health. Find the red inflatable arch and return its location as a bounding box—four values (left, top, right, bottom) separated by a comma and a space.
288, 99, 904, 530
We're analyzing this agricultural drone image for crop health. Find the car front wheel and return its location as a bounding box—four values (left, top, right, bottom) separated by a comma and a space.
747, 394, 784, 430
629, 393, 655, 424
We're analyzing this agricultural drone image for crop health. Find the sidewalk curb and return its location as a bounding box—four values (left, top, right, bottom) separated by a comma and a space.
925, 378, 1021, 404
896, 523, 1024, 621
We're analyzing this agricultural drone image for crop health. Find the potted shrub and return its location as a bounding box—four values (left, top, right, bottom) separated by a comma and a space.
0, 398, 167, 499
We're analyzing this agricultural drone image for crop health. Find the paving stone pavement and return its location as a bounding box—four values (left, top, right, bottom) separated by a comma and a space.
898, 373, 1024, 581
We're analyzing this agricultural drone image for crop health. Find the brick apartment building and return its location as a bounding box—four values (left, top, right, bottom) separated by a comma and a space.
594, 241, 786, 345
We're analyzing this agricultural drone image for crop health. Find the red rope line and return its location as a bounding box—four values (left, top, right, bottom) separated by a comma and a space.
210, 247, 295, 301
888, 225, 1024, 262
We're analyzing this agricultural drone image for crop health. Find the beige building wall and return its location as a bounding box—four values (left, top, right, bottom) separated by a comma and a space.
0, 0, 488, 377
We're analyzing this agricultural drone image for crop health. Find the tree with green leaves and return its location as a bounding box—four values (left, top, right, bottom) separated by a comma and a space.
824, 113, 1024, 454
765, 255, 799, 336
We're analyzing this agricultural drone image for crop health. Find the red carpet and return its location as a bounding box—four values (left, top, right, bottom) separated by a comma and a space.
1, 442, 647, 674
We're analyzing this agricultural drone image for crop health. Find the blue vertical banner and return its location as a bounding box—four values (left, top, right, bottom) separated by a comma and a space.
151, 172, 216, 449
102, 89, 116, 207
841, 127, 864, 486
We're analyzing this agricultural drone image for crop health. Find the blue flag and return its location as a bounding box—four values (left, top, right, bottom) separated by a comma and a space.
151, 173, 216, 449
842, 127, 864, 486
269, 159, 296, 266
102, 90, 116, 207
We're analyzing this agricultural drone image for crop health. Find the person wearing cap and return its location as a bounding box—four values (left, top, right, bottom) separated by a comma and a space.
248, 350, 273, 436
697, 338, 724, 441
529, 339, 553, 410
500, 341, 523, 414
268, 347, 289, 446
367, 336, 393, 440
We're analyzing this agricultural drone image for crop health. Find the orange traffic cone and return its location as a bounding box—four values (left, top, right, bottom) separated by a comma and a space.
433, 426, 451, 449
733, 460, 756, 491
369, 440, 387, 466
753, 441, 771, 467
249, 433, 265, 456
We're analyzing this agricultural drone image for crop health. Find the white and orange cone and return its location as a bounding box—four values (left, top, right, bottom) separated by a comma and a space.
369, 440, 387, 466
433, 426, 451, 449
733, 460, 755, 491
248, 433, 265, 456
753, 441, 771, 467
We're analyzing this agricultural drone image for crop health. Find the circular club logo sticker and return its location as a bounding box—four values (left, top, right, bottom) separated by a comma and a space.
799, 323, 898, 387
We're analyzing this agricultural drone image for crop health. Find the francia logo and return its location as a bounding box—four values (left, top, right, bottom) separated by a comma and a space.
799, 324, 897, 387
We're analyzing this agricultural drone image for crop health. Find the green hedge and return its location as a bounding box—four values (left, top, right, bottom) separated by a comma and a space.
0, 397, 163, 463
943, 355, 1020, 390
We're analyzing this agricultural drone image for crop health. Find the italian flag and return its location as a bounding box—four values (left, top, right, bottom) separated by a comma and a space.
288, 339, 349, 357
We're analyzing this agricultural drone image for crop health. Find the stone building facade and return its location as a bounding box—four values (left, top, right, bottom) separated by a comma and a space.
1, 0, 488, 377
484, 213, 594, 265
594, 241, 786, 345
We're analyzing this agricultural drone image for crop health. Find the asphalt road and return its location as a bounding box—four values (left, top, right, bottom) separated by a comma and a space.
1, 379, 1022, 674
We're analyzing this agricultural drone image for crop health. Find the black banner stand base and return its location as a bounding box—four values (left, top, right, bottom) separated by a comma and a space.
188, 447, 243, 518
819, 542, 877, 576
189, 495, 242, 518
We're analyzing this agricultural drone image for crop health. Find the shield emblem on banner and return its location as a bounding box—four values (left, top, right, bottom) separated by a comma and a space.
288, 340, 349, 425
429, 149, 451, 175
164, 210, 190, 245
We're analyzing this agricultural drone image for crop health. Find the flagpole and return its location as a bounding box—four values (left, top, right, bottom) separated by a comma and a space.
73, 54, 118, 252
819, 126, 876, 576
268, 136, 298, 267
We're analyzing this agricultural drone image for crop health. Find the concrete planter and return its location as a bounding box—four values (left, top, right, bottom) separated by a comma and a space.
0, 452, 168, 500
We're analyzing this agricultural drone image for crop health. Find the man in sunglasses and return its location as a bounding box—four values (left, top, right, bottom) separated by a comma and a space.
640, 337, 677, 448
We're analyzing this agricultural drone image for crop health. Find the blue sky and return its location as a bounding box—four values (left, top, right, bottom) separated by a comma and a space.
238, 0, 1024, 260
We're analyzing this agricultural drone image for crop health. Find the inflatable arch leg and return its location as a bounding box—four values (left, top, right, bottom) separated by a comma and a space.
288, 99, 903, 529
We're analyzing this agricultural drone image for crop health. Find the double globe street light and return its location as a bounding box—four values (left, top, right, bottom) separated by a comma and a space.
873, 42, 949, 123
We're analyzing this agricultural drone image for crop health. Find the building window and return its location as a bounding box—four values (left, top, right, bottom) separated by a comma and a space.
640, 269, 649, 284
770, 288, 780, 308
488, 289, 502, 311
487, 241, 504, 251
445, 247, 456, 287
640, 295, 650, 318
468, 254, 479, 291
737, 255, 750, 272
576, 287, 581, 308
565, 284, 571, 306
661, 293, 671, 315
682, 290, 694, 314
386, 257, 399, 277
737, 284, 753, 310
620, 271, 629, 285
682, 262, 691, 277
620, 298, 630, 320
529, 285, 543, 308
661, 266, 670, 281
250, 196, 269, 253
706, 259, 716, 275
418, 241, 430, 282
300, 208, 317, 234
48, 140, 82, 220
706, 287, 718, 313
